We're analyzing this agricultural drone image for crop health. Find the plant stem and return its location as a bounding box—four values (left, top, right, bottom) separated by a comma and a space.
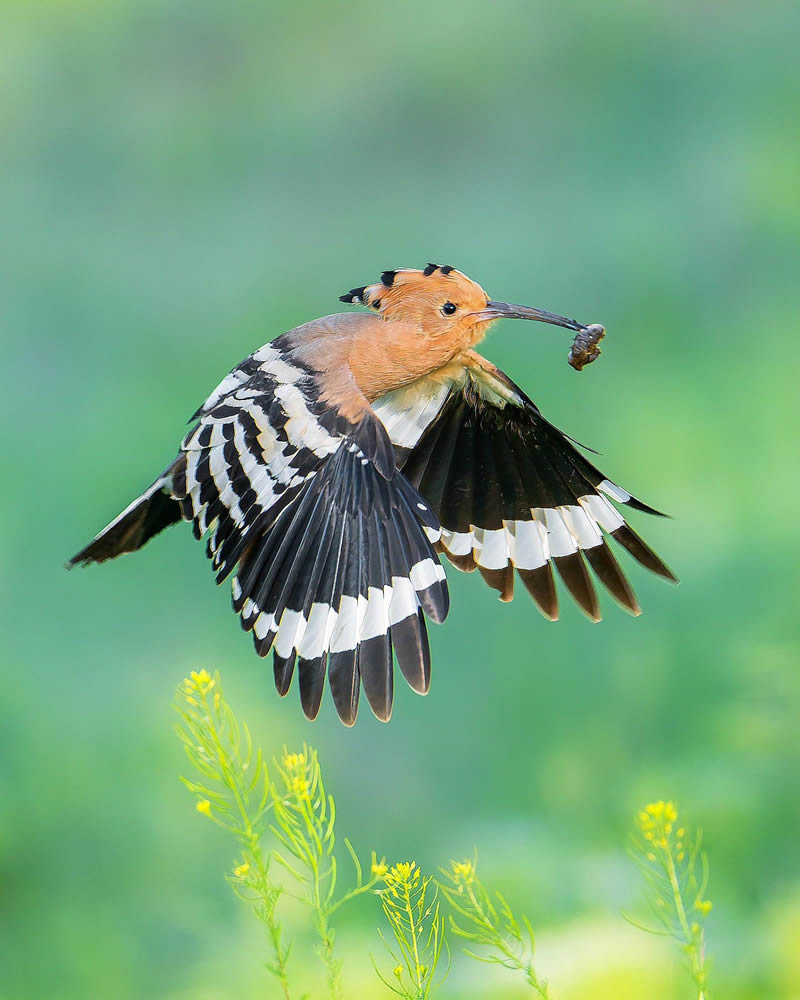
402, 881, 423, 996
201, 690, 292, 999
316, 909, 342, 1000
461, 882, 548, 998
665, 841, 706, 997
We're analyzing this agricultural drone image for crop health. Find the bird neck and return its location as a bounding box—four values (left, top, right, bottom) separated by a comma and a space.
348, 315, 478, 401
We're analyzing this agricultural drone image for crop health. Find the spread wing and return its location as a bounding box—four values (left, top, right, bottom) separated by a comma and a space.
372, 351, 676, 621
172, 338, 448, 725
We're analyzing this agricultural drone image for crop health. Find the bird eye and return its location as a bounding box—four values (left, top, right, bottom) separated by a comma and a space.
441, 302, 457, 316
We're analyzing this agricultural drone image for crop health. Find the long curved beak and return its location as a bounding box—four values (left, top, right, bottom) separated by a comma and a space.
473, 300, 597, 333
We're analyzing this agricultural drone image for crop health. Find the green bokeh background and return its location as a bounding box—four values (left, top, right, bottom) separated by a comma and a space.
3, 2, 799, 997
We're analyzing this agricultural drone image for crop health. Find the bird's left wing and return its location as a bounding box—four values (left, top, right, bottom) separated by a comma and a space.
172, 339, 448, 725
372, 351, 676, 621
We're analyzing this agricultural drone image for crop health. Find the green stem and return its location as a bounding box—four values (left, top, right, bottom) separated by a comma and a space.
285, 783, 341, 999
402, 882, 424, 996
251, 842, 292, 1000
464, 884, 516, 967
328, 877, 378, 916
664, 842, 706, 996
201, 691, 292, 1000
665, 847, 691, 944
202, 690, 252, 838
316, 908, 342, 1000
462, 884, 547, 998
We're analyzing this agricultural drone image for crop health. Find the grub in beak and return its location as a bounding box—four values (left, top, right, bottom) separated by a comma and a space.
471, 301, 606, 370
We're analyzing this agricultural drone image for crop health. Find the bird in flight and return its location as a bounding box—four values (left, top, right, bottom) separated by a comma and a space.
70, 265, 676, 725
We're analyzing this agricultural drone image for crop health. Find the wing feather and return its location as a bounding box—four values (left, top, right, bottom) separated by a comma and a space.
169, 338, 450, 724
372, 354, 676, 621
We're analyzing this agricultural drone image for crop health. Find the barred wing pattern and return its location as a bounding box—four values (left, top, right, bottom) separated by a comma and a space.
372, 357, 676, 622
172, 340, 448, 725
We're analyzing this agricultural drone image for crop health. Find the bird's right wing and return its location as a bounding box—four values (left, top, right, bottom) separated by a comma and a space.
372, 351, 676, 621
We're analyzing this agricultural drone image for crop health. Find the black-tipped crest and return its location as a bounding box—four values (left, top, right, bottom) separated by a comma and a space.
422, 263, 455, 276
342, 265, 464, 305
339, 265, 486, 322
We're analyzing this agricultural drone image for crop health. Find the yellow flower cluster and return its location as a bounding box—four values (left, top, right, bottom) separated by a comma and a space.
449, 860, 476, 888
233, 862, 250, 878
371, 859, 389, 879
196, 799, 212, 816
637, 800, 678, 849
281, 750, 311, 799
282, 751, 306, 771
382, 861, 420, 893
184, 669, 216, 698
636, 801, 713, 916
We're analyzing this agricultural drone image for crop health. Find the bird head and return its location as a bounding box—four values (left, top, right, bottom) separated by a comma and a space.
340, 264, 598, 347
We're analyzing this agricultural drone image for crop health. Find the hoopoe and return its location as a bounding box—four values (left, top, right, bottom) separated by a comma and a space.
70, 265, 676, 725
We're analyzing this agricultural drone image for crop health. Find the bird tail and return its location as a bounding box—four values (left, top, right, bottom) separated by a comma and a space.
68, 471, 182, 568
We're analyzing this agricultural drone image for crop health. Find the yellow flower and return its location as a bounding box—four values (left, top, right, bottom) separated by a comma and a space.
185, 669, 215, 696
697, 899, 712, 915
196, 799, 212, 816
233, 862, 250, 878
393, 965, 403, 980
636, 800, 680, 847
282, 751, 306, 771
383, 861, 417, 889
450, 860, 476, 885
283, 774, 309, 799
278, 748, 313, 800
371, 859, 389, 879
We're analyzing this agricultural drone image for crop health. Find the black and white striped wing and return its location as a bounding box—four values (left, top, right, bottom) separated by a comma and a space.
372, 362, 676, 622
174, 344, 323, 576
171, 340, 448, 725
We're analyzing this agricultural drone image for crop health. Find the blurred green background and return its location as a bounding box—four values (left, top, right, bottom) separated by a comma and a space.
2, 1, 799, 997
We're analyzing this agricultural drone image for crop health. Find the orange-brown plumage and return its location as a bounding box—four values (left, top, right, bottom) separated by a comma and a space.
70, 262, 676, 726
304, 267, 499, 402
